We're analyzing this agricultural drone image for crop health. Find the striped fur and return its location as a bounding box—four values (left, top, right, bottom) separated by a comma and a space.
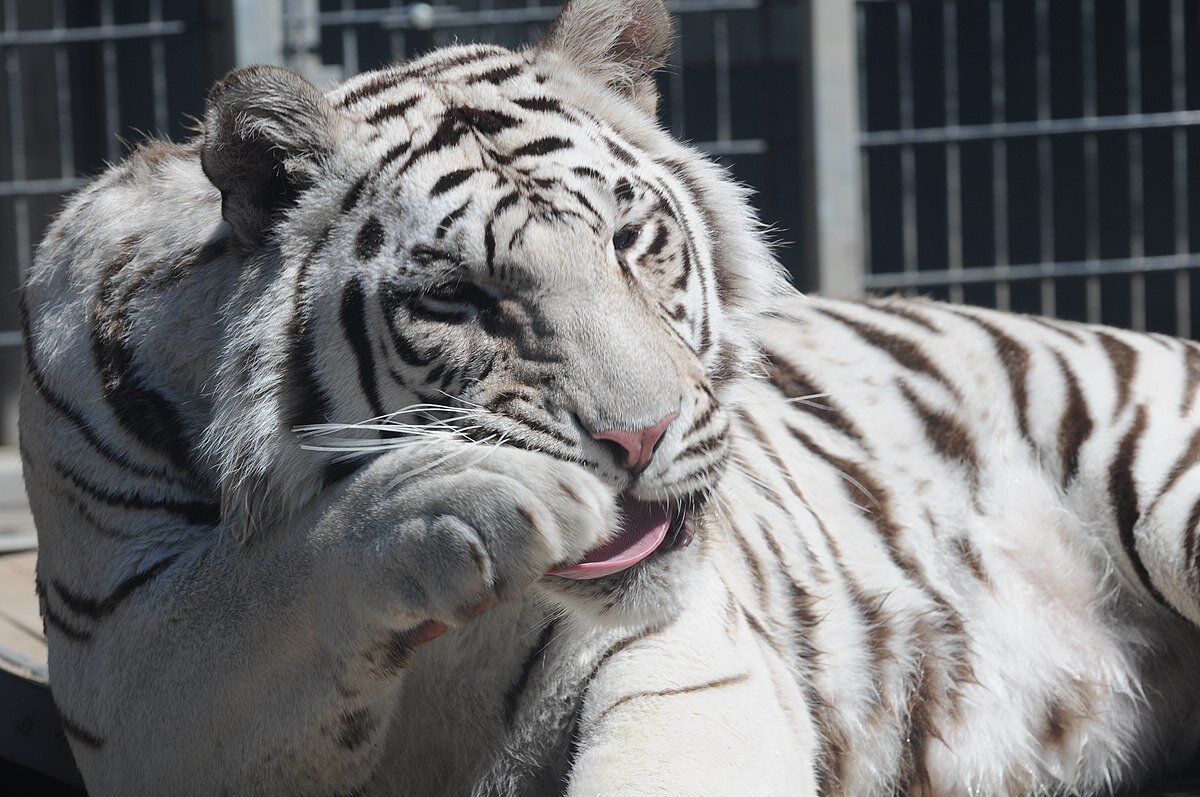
18, 1, 1200, 794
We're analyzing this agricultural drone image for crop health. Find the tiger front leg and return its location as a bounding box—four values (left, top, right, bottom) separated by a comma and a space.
72, 443, 613, 797
290, 442, 616, 791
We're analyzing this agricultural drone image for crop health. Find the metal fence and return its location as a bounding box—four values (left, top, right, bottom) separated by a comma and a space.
855, 0, 1200, 336
0, 0, 230, 443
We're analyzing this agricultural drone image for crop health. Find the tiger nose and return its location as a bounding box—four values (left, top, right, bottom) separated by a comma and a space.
591, 410, 680, 474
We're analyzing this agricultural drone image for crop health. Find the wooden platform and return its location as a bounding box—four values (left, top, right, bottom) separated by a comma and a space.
0, 448, 43, 682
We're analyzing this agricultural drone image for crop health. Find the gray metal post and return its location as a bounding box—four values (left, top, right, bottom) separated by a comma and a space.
232, 0, 284, 66
802, 0, 863, 298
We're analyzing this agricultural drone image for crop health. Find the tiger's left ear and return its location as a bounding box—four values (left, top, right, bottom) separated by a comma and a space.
201, 66, 339, 252
540, 0, 673, 115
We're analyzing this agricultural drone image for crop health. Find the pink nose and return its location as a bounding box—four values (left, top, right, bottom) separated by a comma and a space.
591, 411, 680, 473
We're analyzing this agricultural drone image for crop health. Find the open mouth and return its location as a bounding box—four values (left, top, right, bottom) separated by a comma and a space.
547, 492, 696, 580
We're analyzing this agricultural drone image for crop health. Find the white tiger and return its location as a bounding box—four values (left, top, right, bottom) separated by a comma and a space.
18, 0, 1200, 794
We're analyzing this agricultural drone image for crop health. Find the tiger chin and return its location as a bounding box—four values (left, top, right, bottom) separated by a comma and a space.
20, 0, 1200, 795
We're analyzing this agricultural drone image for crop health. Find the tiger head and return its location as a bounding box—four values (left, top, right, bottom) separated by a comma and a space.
201, 0, 788, 622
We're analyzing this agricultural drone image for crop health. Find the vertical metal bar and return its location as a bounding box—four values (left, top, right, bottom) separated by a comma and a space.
713, 12, 732, 146
668, 11, 686, 138
943, 0, 963, 304
100, 0, 121, 162
897, 1, 917, 287
149, 0, 169, 134
52, 0, 73, 180
1035, 0, 1056, 317
1082, 0, 1101, 323
3, 0, 31, 282
856, 2, 871, 286
390, 0, 407, 63
1126, 0, 1145, 331
341, 0, 359, 77
989, 0, 1009, 310
1171, 0, 1190, 337
232, 0, 284, 67
807, 0, 864, 298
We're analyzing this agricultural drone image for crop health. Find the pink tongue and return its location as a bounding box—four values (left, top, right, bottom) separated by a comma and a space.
547, 496, 671, 580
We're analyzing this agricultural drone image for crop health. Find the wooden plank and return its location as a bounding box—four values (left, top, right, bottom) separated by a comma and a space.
0, 552, 46, 680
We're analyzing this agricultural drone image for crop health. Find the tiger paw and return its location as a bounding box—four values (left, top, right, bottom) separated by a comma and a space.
321, 440, 616, 628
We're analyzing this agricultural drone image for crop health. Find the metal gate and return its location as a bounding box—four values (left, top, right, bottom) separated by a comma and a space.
856, 0, 1200, 336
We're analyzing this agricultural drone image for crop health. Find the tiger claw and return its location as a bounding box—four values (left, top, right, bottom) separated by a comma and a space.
412, 620, 449, 646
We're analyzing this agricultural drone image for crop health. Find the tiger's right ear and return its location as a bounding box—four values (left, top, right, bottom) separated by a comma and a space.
201, 66, 337, 252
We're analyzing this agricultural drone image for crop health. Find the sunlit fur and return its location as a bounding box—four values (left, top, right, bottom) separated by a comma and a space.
19, 0, 1200, 794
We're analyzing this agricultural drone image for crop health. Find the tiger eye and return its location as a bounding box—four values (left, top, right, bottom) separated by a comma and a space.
612, 224, 640, 252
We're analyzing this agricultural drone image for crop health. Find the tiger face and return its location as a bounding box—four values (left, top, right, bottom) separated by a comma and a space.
202, 1, 786, 621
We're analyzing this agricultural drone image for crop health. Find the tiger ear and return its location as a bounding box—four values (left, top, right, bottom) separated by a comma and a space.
201, 66, 337, 252
541, 0, 673, 114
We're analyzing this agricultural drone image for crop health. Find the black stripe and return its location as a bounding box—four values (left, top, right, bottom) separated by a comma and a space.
341, 174, 369, 213
1109, 405, 1172, 610
593, 673, 750, 726
603, 135, 637, 166
92, 244, 196, 474
503, 618, 559, 726
816, 305, 962, 400
763, 526, 846, 794
365, 95, 421, 125
512, 136, 572, 158
355, 217, 385, 261
1150, 429, 1200, 514
565, 626, 665, 762
436, 202, 470, 240
867, 297, 939, 331
1053, 351, 1094, 487
52, 556, 179, 620
570, 165, 606, 184
1184, 497, 1200, 586
467, 62, 523, 84
340, 278, 384, 419
514, 96, 563, 114
339, 73, 401, 107
379, 285, 437, 367
483, 191, 520, 274
22, 297, 166, 481
379, 140, 412, 170
643, 222, 669, 257
56, 709, 105, 749
897, 381, 980, 486
951, 309, 1034, 444
1097, 331, 1138, 419
762, 348, 867, 446
563, 187, 600, 223
404, 46, 509, 78
614, 178, 634, 204
390, 114, 467, 176
497, 406, 575, 448
453, 106, 520, 135
1182, 344, 1200, 414
430, 168, 476, 196
337, 708, 379, 750
54, 462, 219, 526
286, 232, 334, 428
43, 602, 92, 643
785, 417, 972, 706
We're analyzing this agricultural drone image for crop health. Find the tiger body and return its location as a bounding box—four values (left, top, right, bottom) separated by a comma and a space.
18, 1, 1200, 794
